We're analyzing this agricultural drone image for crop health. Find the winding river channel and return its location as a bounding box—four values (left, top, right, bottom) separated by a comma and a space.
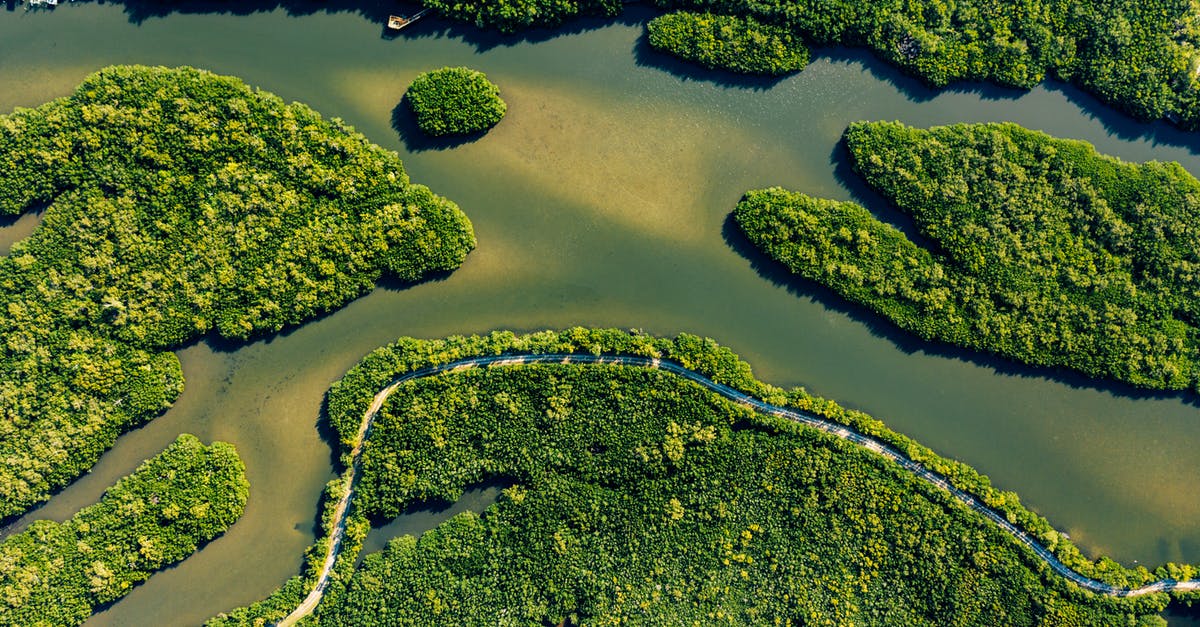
1, 3, 1199, 625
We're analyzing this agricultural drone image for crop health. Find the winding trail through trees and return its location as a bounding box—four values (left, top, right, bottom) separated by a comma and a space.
277, 353, 1200, 625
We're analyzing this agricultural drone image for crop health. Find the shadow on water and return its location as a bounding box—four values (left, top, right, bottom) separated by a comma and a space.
39, 0, 1200, 152
1043, 81, 1200, 155
1167, 600, 1200, 627
92, 0, 657, 49
720, 212, 1200, 408
828, 140, 932, 250
402, 4, 656, 52
815, 47, 1027, 106
98, 0, 402, 26
314, 394, 346, 473
390, 96, 489, 152
0, 212, 25, 229
630, 34, 790, 91
358, 479, 508, 560
199, 267, 459, 356
814, 47, 1200, 156
0, 209, 45, 256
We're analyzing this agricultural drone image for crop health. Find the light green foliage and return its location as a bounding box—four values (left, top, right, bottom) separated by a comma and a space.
646, 11, 809, 75
421, 0, 622, 33
320, 362, 1165, 624
0, 434, 248, 626
406, 67, 507, 137
736, 121, 1200, 392
0, 65, 476, 519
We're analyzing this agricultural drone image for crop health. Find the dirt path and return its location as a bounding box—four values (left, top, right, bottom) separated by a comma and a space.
277, 353, 1200, 625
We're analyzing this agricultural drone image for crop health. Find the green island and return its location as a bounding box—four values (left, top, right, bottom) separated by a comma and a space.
646, 11, 809, 75
735, 121, 1200, 393
0, 65, 476, 520
0, 434, 248, 626
210, 329, 1198, 626
405, 67, 507, 137
421, 0, 1200, 127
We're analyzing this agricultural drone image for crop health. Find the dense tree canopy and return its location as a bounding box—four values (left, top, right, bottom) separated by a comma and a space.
0, 434, 248, 626
646, 11, 810, 75
405, 67, 507, 137
323, 363, 1165, 625
0, 65, 476, 519
735, 121, 1200, 392
418, 0, 1200, 128
213, 329, 1188, 625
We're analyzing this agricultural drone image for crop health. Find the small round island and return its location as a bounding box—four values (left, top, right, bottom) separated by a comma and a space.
405, 66, 507, 137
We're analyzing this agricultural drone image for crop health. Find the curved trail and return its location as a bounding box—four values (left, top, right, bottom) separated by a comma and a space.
278, 353, 1200, 625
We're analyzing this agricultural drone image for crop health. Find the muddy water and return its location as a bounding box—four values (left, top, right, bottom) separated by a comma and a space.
0, 3, 1198, 624
0, 210, 42, 255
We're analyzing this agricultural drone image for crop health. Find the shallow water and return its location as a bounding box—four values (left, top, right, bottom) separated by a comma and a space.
0, 210, 42, 256
0, 3, 1198, 624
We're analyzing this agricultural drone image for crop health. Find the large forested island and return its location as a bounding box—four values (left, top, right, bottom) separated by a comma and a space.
736, 121, 1200, 393
0, 65, 476, 521
211, 329, 1195, 626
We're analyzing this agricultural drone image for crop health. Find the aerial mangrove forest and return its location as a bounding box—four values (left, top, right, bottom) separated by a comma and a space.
646, 11, 809, 75
736, 121, 1200, 393
0, 65, 476, 520
0, 434, 248, 626
212, 329, 1195, 626
420, 0, 1200, 127
405, 67, 507, 137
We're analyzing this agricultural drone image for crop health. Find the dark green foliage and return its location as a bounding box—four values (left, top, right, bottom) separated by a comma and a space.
321, 362, 1165, 624
735, 121, 1200, 392
421, 0, 622, 33
646, 11, 809, 75
0, 65, 476, 519
406, 67, 507, 137
210, 329, 1191, 623
654, 0, 1200, 126
422, 0, 1200, 127
0, 434, 248, 626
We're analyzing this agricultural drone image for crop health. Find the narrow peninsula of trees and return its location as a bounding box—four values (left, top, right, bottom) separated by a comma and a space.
419, 0, 1200, 128
421, 0, 621, 33
213, 329, 1192, 625
0, 65, 476, 520
646, 11, 809, 75
735, 121, 1200, 393
405, 67, 507, 137
0, 434, 249, 626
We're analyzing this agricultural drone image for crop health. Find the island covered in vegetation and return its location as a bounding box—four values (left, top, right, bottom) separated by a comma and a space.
646, 11, 808, 75
735, 121, 1200, 393
0, 65, 477, 520
405, 67, 507, 137
421, 0, 1200, 127
211, 329, 1196, 626
0, 434, 248, 626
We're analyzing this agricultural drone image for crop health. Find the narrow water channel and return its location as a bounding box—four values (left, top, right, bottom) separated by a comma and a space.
0, 210, 42, 256
1, 4, 1198, 625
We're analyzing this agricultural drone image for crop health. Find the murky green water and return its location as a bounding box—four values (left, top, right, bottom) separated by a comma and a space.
1, 3, 1199, 624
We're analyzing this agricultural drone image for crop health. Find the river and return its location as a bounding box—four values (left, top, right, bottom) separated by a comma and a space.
0, 3, 1198, 625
